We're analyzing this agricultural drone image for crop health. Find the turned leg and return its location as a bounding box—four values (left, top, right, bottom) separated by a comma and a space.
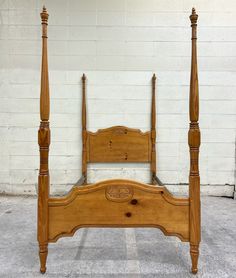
188, 7, 201, 275
38, 6, 50, 275
39, 243, 48, 274
190, 243, 199, 274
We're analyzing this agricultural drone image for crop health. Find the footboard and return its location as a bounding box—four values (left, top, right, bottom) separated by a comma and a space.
48, 179, 190, 242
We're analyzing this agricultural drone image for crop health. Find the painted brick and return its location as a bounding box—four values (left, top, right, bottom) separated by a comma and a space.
126, 12, 155, 27
126, 0, 183, 12
97, 0, 125, 12
0, 1, 235, 196
69, 12, 97, 26
97, 12, 125, 26
68, 0, 97, 12
9, 0, 36, 10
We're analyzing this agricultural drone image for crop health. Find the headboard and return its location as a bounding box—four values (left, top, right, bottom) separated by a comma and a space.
81, 74, 157, 183
87, 126, 151, 163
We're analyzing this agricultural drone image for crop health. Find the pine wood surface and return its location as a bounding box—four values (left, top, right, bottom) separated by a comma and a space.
189, 8, 201, 274
37, 7, 201, 275
48, 179, 190, 243
87, 126, 151, 163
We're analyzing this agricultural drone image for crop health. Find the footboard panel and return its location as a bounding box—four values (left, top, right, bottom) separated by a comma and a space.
48, 179, 190, 242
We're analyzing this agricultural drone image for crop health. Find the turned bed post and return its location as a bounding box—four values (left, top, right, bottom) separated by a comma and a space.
82, 74, 87, 183
38, 6, 50, 274
189, 8, 201, 274
151, 74, 157, 183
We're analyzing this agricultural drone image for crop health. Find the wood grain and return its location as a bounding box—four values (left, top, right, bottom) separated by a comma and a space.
81, 74, 158, 183
48, 179, 190, 243
87, 126, 151, 163
37, 7, 201, 275
151, 74, 157, 182
81, 73, 87, 183
189, 7, 201, 275
38, 6, 50, 275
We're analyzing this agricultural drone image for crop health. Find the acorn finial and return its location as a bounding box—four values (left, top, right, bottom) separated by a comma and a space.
41, 6, 49, 24
152, 73, 156, 81
82, 73, 86, 80
190, 7, 198, 25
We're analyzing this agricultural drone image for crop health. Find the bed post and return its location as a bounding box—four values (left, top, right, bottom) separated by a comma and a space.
189, 8, 201, 274
38, 6, 50, 274
151, 74, 157, 183
82, 74, 87, 183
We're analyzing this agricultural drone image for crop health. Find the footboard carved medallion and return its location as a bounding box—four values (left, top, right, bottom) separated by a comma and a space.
105, 185, 133, 202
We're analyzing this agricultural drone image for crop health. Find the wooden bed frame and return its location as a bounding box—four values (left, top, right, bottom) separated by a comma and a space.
38, 7, 201, 274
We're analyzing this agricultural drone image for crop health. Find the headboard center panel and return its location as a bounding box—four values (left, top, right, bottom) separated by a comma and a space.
87, 126, 151, 163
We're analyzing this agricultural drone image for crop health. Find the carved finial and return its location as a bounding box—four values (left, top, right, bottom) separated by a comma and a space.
41, 6, 49, 24
190, 7, 198, 25
82, 73, 86, 81
152, 73, 156, 81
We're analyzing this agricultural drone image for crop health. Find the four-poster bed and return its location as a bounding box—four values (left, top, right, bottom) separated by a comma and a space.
38, 7, 201, 274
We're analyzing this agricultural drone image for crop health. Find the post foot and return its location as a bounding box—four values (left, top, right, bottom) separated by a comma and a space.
190, 243, 199, 274
39, 243, 48, 274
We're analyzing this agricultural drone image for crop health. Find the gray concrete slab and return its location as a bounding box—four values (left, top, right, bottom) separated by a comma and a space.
0, 196, 235, 278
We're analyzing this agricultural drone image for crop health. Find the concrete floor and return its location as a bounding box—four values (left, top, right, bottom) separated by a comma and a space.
0, 196, 235, 278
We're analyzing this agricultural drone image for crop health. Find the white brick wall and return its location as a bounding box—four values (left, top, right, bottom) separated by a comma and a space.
0, 0, 235, 196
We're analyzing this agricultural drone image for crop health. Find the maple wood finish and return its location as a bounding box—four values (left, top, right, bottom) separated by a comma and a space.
38, 7, 200, 274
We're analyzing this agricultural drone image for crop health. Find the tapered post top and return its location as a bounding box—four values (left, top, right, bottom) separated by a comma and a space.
40, 6, 50, 121
151, 74, 156, 131
189, 7, 199, 123
82, 73, 87, 131
151, 73, 157, 177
